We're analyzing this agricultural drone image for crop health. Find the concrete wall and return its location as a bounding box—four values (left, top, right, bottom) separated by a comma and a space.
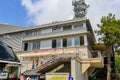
71, 59, 88, 80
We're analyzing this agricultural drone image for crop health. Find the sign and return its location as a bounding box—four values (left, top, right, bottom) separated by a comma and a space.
0, 72, 8, 79
46, 73, 69, 80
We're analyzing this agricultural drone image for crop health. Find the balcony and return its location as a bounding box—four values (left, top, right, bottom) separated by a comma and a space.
19, 47, 104, 69
23, 28, 87, 41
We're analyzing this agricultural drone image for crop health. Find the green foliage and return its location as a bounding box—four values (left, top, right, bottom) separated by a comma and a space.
115, 56, 120, 73
95, 13, 120, 46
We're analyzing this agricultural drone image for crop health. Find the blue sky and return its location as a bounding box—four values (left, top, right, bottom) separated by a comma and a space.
0, 0, 120, 29
0, 0, 29, 26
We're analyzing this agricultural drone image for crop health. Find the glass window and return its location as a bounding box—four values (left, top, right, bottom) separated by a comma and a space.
41, 29, 52, 34
80, 36, 84, 45
40, 40, 52, 49
34, 31, 41, 36
67, 38, 73, 47
52, 26, 61, 32
27, 42, 33, 51
25, 31, 34, 37
52, 40, 56, 48
33, 42, 40, 50
63, 38, 67, 47
74, 24, 83, 30
63, 25, 72, 31
74, 37, 80, 46
56, 39, 62, 48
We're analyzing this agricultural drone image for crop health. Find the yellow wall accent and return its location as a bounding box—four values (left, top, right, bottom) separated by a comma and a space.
82, 63, 90, 74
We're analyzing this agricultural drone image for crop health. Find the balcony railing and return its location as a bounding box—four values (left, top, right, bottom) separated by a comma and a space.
20, 47, 103, 62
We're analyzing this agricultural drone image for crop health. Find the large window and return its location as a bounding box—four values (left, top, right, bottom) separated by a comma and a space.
25, 31, 34, 37
74, 24, 83, 30
67, 38, 73, 47
40, 40, 52, 49
74, 37, 80, 46
33, 41, 40, 50
52, 39, 62, 48
63, 25, 72, 31
52, 26, 62, 32
56, 39, 62, 48
24, 42, 33, 51
41, 29, 52, 34
34, 30, 41, 36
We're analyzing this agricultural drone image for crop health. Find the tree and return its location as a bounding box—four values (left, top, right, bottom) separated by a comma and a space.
95, 13, 120, 80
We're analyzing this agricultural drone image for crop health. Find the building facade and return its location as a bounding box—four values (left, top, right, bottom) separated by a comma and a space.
0, 18, 104, 80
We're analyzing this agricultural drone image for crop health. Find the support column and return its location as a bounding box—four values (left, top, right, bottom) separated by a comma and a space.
71, 59, 89, 80
84, 35, 88, 46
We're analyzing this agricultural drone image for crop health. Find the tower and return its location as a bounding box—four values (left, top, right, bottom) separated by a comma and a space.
72, 0, 89, 19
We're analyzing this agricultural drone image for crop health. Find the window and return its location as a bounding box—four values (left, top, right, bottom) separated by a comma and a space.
56, 39, 62, 48
63, 25, 72, 31
41, 29, 52, 34
40, 40, 52, 49
74, 24, 83, 30
80, 36, 84, 45
34, 31, 41, 36
52, 40, 56, 48
67, 38, 73, 47
33, 42, 40, 50
24, 43, 28, 51
63, 38, 67, 47
25, 31, 34, 37
52, 26, 61, 32
24, 42, 33, 51
74, 37, 80, 46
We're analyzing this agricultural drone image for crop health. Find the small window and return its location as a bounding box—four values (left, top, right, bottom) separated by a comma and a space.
80, 36, 84, 45
63, 25, 72, 31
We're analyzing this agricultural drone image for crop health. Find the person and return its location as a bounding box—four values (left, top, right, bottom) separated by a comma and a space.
26, 76, 32, 80
20, 73, 25, 80
36, 76, 40, 80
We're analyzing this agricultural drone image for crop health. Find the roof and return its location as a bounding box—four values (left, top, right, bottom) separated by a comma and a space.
0, 24, 27, 35
0, 18, 88, 35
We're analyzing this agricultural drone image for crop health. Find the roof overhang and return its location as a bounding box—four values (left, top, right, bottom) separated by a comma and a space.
0, 60, 21, 65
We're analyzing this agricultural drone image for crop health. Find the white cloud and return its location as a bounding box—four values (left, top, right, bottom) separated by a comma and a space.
21, 0, 73, 25
21, 0, 120, 30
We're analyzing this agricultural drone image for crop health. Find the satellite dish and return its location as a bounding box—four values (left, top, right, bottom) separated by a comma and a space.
85, 3, 90, 8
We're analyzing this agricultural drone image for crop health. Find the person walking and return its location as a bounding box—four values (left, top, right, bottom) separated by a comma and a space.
20, 73, 25, 80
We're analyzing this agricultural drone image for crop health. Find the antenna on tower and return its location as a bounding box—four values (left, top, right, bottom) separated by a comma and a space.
72, 0, 90, 19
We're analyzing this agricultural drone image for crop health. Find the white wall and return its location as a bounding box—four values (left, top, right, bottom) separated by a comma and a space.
71, 59, 88, 80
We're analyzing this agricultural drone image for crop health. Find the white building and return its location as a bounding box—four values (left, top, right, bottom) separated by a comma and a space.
0, 18, 104, 80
